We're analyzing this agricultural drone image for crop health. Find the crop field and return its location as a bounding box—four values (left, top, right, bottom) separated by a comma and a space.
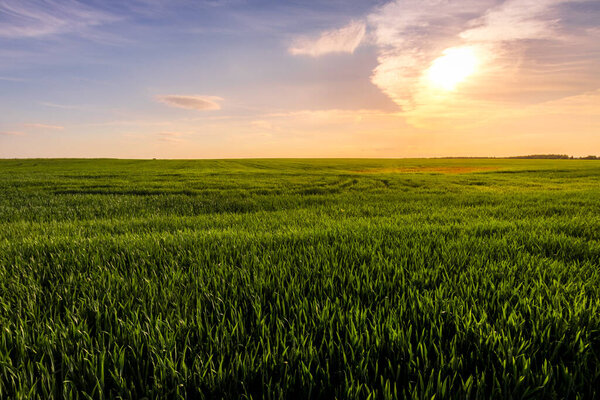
0, 158, 599, 399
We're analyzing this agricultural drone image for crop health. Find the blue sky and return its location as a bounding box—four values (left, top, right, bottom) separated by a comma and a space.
1, 0, 599, 158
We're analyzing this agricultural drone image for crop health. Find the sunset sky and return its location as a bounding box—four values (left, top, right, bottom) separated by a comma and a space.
1, 0, 599, 158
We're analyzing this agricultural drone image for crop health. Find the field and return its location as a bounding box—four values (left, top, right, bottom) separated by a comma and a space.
1, 158, 599, 399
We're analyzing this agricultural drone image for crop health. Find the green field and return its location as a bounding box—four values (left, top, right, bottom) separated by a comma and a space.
1, 158, 599, 399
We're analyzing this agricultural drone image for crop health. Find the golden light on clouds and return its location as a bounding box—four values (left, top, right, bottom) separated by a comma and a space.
426, 47, 479, 91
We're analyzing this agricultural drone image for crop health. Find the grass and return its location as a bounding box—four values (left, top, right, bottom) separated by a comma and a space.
0, 158, 599, 399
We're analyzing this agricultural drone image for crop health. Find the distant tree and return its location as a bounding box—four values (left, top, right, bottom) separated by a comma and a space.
509, 154, 570, 159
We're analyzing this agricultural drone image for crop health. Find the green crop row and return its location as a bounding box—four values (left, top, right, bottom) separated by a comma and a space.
0, 159, 599, 399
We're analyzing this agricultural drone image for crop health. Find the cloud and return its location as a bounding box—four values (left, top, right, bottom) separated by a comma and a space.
220, 108, 419, 158
40, 101, 90, 110
459, 0, 567, 42
0, 76, 27, 82
0, 131, 24, 136
289, 20, 366, 57
0, 0, 118, 38
366, 0, 600, 127
520, 88, 600, 117
23, 123, 64, 130
156, 95, 223, 111
266, 109, 392, 122
158, 131, 185, 143
368, 0, 492, 110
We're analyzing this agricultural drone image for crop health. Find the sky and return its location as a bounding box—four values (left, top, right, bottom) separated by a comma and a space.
0, 0, 599, 158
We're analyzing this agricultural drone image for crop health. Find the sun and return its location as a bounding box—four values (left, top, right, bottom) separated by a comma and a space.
426, 47, 478, 91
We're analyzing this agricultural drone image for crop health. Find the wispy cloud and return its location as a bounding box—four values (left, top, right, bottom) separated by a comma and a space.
158, 131, 185, 143
0, 0, 118, 38
23, 123, 64, 130
40, 101, 88, 110
221, 108, 416, 158
156, 95, 223, 111
518, 88, 600, 117
0, 131, 24, 136
266, 109, 392, 122
0, 76, 27, 82
289, 20, 366, 57
460, 0, 566, 42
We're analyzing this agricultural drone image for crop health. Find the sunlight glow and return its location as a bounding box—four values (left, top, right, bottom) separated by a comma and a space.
427, 47, 478, 91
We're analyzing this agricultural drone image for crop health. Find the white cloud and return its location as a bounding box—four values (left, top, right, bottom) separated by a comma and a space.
460, 0, 566, 42
366, 0, 599, 127
156, 95, 223, 111
289, 20, 366, 57
368, 0, 492, 111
